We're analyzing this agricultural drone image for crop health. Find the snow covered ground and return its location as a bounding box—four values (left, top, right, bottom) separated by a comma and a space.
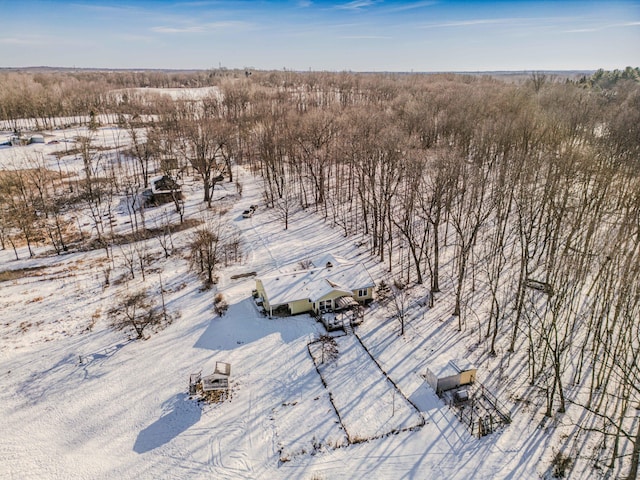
0, 125, 587, 479
309, 335, 423, 442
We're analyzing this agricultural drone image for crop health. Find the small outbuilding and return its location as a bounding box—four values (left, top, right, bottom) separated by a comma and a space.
141, 175, 183, 208
425, 359, 477, 394
201, 373, 229, 392
189, 361, 231, 395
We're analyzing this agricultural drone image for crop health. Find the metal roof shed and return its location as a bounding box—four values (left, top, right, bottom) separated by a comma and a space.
425, 359, 477, 394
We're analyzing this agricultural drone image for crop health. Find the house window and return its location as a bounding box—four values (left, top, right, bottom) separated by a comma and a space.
357, 288, 368, 297
319, 299, 332, 312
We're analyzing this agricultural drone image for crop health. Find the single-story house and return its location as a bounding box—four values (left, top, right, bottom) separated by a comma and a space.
255, 254, 375, 317
425, 359, 477, 394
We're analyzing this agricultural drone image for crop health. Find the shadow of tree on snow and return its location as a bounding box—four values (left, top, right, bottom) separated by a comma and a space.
133, 393, 201, 454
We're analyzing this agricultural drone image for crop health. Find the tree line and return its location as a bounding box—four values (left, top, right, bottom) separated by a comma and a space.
1, 67, 639, 477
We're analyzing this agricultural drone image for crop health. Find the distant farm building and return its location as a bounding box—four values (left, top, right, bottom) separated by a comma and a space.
255, 254, 375, 317
141, 175, 182, 207
7, 133, 45, 146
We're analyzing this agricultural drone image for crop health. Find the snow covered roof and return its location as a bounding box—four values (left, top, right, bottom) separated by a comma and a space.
451, 359, 476, 373
150, 175, 180, 194
429, 359, 477, 379
258, 260, 375, 306
311, 253, 350, 269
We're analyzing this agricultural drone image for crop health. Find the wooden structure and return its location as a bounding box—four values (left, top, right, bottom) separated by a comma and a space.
443, 383, 511, 438
188, 361, 231, 396
214, 361, 231, 376
142, 175, 183, 208
202, 361, 231, 392
525, 278, 554, 296
189, 372, 202, 395
202, 374, 229, 392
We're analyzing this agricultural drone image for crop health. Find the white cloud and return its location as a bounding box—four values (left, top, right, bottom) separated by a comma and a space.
386, 1, 436, 13
115, 34, 156, 43
151, 21, 250, 34
339, 35, 392, 39
564, 21, 640, 34
177, 1, 223, 6
564, 27, 600, 33
0, 36, 44, 45
205, 21, 251, 29
337, 0, 377, 11
421, 18, 516, 29
152, 26, 203, 33
70, 3, 139, 14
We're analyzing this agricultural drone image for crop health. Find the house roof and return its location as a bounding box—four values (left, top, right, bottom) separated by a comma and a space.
311, 253, 350, 269
150, 175, 180, 194
257, 259, 375, 307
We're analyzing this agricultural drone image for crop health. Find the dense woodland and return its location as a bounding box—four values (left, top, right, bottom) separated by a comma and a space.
1, 68, 640, 478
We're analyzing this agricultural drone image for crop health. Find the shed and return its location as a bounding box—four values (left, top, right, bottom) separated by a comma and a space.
201, 373, 229, 392
214, 361, 231, 376
425, 359, 477, 394
142, 175, 183, 208
201, 361, 231, 392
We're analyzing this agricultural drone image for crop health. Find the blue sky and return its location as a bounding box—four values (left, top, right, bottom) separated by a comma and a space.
0, 0, 638, 71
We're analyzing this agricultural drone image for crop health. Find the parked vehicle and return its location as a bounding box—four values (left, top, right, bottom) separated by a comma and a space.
242, 205, 259, 218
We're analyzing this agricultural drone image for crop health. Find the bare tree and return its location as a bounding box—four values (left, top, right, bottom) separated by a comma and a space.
189, 213, 228, 286
119, 242, 137, 280
155, 211, 174, 258
172, 98, 229, 207
317, 334, 339, 364
123, 115, 159, 189
447, 151, 494, 329
390, 278, 410, 336
270, 179, 296, 230
108, 290, 159, 339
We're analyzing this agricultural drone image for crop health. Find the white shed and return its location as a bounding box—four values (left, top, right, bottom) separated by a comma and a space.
201, 361, 231, 391
201, 373, 229, 392
425, 359, 477, 394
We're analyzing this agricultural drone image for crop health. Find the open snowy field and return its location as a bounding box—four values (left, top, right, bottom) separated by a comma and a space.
0, 124, 594, 479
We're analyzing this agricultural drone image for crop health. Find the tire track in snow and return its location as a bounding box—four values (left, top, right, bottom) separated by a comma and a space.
206, 387, 266, 478
207, 421, 253, 478
249, 216, 280, 271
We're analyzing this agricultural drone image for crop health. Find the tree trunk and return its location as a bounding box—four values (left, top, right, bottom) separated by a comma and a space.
626, 416, 640, 480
